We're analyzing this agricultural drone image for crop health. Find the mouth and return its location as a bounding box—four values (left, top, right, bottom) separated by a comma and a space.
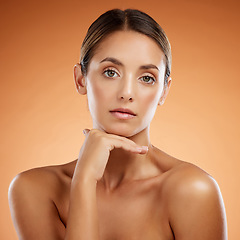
109, 108, 136, 120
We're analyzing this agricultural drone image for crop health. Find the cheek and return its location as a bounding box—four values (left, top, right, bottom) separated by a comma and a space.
139, 92, 160, 126
139, 88, 161, 112
87, 80, 111, 111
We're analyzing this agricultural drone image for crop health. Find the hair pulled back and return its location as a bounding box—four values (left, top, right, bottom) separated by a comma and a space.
80, 9, 171, 85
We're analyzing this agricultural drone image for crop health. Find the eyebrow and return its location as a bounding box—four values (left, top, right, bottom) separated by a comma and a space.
100, 57, 123, 66
100, 57, 159, 71
139, 64, 159, 71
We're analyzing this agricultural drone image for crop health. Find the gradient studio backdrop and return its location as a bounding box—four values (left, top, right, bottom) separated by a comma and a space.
1, 0, 239, 239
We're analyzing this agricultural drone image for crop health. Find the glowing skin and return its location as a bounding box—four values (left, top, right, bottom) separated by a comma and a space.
76, 30, 170, 139
8, 30, 227, 240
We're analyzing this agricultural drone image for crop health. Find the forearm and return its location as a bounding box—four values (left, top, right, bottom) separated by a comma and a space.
63, 129, 145, 240
65, 178, 99, 240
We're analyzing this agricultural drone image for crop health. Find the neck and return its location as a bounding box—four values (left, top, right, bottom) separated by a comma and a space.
100, 127, 158, 191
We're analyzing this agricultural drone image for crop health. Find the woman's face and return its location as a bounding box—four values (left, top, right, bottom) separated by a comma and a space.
76, 30, 170, 137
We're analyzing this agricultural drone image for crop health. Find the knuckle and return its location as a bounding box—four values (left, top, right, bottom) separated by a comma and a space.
98, 136, 107, 145
89, 129, 99, 137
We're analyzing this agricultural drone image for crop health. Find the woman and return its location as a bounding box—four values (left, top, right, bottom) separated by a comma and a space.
9, 9, 227, 240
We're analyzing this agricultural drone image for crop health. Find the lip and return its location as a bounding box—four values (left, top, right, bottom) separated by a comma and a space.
110, 108, 136, 120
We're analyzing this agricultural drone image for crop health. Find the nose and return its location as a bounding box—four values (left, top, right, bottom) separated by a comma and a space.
117, 76, 135, 102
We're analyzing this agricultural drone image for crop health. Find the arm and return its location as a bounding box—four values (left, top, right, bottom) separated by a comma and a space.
8, 170, 66, 240
9, 129, 148, 240
64, 175, 99, 240
65, 129, 148, 240
168, 169, 227, 240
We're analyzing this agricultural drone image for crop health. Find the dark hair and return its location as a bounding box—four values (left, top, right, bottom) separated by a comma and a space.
80, 9, 171, 85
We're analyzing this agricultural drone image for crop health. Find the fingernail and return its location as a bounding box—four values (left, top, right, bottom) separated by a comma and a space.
136, 147, 143, 152
141, 146, 148, 152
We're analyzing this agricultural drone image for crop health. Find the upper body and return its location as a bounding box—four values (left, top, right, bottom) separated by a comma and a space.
8, 9, 227, 240
9, 146, 227, 240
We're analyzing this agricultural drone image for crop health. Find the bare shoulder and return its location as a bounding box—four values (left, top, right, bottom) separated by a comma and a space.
9, 160, 76, 199
164, 160, 219, 196
163, 160, 227, 240
8, 160, 77, 240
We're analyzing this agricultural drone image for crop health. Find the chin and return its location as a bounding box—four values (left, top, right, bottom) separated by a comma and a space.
102, 124, 144, 138
105, 128, 133, 137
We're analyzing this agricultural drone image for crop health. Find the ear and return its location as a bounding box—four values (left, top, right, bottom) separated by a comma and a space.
158, 77, 172, 106
74, 63, 87, 95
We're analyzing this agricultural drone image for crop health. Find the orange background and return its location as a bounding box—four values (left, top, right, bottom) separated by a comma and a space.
1, 0, 239, 239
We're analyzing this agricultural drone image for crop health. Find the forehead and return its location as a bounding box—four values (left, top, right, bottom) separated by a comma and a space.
91, 30, 166, 67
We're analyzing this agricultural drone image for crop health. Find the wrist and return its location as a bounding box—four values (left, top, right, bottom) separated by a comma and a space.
72, 174, 98, 188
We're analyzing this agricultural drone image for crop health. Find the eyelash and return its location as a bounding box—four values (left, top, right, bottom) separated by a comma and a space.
103, 68, 156, 85
103, 68, 119, 78
139, 75, 156, 85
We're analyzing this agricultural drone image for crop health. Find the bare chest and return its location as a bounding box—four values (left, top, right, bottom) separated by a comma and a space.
97, 196, 170, 240
59, 178, 174, 240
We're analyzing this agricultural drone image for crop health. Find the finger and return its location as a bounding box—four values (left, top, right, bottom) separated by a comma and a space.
129, 145, 148, 154
138, 146, 148, 154
107, 133, 140, 147
83, 129, 90, 136
107, 137, 148, 155
85, 129, 148, 154
122, 142, 148, 154
107, 134, 148, 154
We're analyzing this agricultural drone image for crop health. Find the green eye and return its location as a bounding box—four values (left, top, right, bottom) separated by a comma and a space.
104, 69, 118, 78
140, 75, 156, 84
